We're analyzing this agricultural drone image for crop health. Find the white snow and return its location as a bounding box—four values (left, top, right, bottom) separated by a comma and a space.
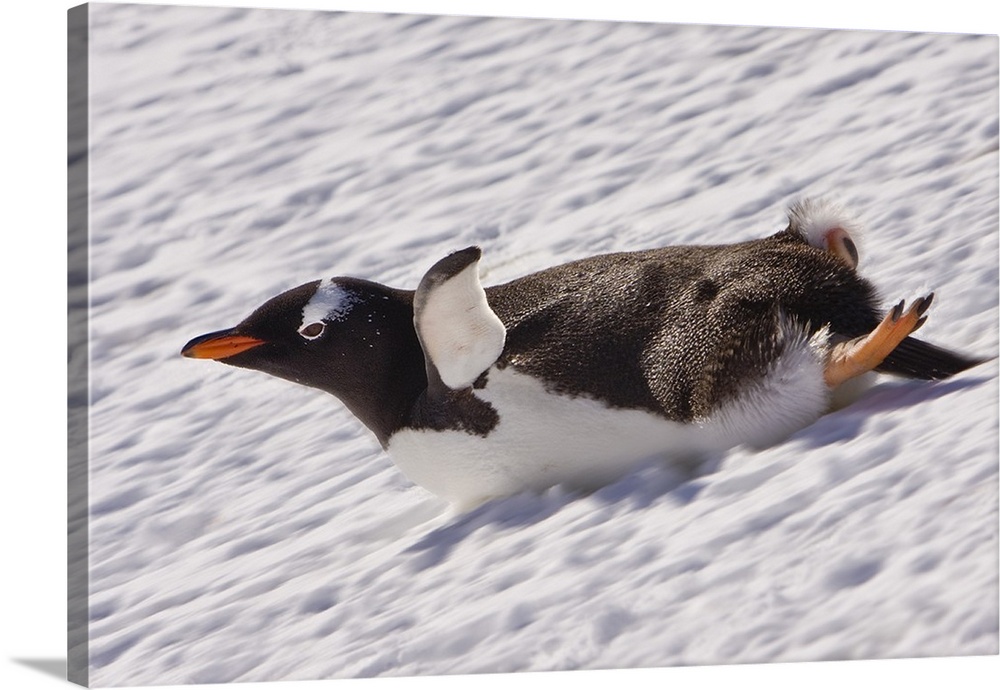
82, 4, 998, 687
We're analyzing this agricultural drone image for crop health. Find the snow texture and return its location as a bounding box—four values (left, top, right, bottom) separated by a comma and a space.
84, 4, 998, 686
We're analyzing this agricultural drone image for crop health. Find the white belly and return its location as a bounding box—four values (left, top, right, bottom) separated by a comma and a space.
388, 330, 838, 510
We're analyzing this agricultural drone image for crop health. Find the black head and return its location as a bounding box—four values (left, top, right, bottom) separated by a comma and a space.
181, 277, 427, 446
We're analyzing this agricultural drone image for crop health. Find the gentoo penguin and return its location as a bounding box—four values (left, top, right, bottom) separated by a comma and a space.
182, 200, 985, 509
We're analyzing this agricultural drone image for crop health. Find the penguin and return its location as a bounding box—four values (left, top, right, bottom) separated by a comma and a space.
182, 200, 986, 509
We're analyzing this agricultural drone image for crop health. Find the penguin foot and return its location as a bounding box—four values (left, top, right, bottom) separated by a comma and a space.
824, 294, 934, 388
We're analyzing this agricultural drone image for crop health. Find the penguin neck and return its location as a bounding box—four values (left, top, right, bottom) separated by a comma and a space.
322, 283, 427, 448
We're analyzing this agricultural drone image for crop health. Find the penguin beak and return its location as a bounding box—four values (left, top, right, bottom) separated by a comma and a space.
181, 328, 266, 360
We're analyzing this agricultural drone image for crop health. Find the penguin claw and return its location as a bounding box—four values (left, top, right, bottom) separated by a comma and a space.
824, 294, 935, 388
916, 292, 934, 317
890, 300, 904, 322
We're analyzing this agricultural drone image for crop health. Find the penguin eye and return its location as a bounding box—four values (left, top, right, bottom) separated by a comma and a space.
299, 322, 325, 340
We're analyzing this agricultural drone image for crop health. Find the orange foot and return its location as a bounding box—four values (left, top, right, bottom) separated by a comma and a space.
824, 294, 934, 388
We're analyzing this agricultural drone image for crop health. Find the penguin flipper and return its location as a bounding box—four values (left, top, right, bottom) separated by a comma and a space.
876, 336, 989, 380
414, 246, 506, 395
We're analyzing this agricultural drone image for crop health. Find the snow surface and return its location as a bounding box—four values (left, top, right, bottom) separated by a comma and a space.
84, 4, 999, 686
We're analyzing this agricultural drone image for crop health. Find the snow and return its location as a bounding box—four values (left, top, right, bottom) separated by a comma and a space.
80, 3, 997, 687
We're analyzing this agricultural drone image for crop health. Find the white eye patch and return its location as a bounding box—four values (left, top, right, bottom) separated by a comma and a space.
299, 279, 358, 335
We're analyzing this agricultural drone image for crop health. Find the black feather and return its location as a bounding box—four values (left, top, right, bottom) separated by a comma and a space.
876, 336, 989, 380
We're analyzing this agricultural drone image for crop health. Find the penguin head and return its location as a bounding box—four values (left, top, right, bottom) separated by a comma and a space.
181, 277, 423, 409
785, 199, 862, 269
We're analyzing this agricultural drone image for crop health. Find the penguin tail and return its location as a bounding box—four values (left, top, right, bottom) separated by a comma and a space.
875, 336, 991, 380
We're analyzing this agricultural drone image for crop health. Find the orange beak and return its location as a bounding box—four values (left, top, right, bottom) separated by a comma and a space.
181, 329, 266, 360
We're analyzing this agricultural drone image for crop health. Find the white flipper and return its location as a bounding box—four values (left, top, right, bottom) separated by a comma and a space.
414, 246, 506, 391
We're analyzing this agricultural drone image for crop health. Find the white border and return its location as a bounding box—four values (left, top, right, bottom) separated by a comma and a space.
2, 1, 996, 689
